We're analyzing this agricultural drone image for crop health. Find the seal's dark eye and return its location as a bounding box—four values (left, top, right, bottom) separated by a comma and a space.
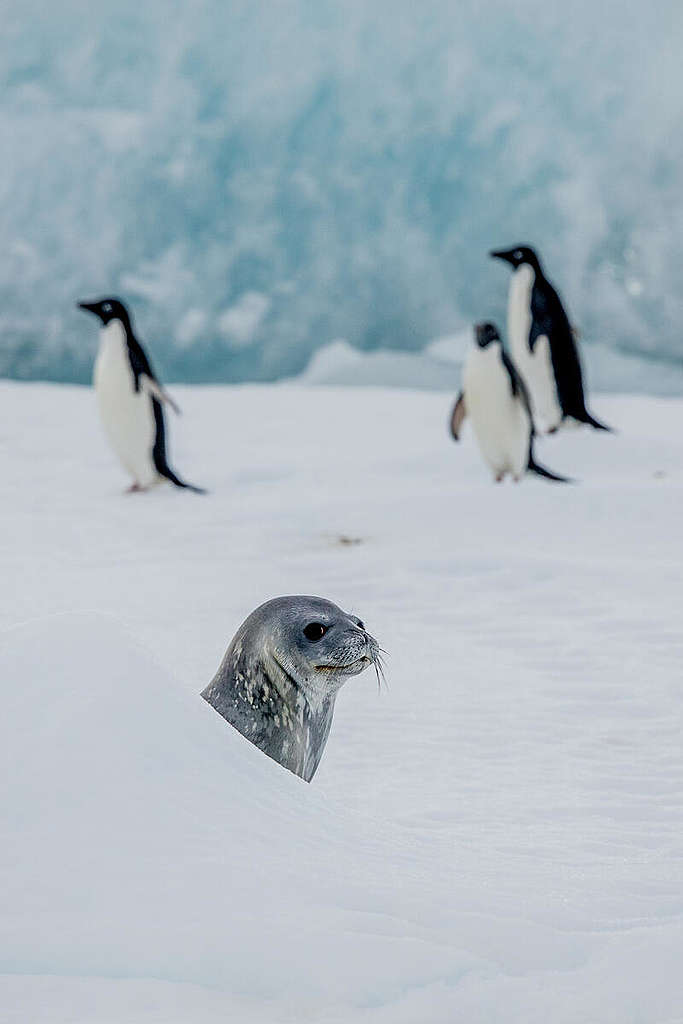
357, 620, 365, 630
304, 622, 327, 642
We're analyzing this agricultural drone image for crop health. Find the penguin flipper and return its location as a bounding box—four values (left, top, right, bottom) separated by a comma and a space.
449, 392, 467, 440
529, 319, 546, 353
529, 277, 565, 353
141, 374, 182, 415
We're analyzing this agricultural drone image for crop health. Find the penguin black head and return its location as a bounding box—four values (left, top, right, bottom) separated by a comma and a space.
77, 297, 131, 328
474, 322, 501, 348
489, 245, 540, 271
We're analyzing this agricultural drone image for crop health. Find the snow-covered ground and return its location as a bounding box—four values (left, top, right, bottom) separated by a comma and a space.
2, 381, 683, 1023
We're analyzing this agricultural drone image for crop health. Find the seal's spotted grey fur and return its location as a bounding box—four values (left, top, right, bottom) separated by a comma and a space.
201, 596, 381, 781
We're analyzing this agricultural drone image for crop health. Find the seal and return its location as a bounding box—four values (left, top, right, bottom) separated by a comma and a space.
201, 596, 382, 781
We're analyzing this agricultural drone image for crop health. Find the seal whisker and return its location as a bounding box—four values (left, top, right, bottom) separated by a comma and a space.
374, 651, 388, 693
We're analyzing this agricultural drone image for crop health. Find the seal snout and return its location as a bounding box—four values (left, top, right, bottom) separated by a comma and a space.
364, 632, 380, 665
315, 626, 379, 675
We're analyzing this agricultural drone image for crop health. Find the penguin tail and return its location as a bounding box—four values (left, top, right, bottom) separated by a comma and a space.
568, 408, 613, 432
158, 465, 207, 494
528, 455, 573, 484
581, 411, 614, 432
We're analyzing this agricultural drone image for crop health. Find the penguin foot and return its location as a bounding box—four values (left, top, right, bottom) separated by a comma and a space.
495, 472, 505, 483
125, 482, 146, 494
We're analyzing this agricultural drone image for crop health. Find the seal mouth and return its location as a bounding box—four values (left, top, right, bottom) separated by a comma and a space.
316, 656, 371, 672
315, 633, 385, 688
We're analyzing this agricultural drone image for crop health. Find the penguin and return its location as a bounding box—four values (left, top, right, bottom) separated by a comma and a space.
77, 298, 205, 493
450, 322, 570, 483
490, 245, 611, 433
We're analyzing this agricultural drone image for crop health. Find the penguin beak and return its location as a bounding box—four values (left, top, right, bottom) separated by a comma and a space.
77, 301, 101, 318
489, 249, 514, 264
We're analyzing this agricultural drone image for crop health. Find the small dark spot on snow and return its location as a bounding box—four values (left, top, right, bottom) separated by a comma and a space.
336, 535, 363, 547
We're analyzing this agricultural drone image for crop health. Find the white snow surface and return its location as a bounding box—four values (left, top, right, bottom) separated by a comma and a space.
1, 381, 683, 1022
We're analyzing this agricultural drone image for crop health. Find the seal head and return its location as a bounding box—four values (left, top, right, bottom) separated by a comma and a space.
201, 596, 380, 781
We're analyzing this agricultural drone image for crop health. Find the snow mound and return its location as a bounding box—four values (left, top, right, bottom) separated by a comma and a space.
2, 383, 683, 1021
0, 614, 478, 1016
295, 335, 466, 390
296, 335, 683, 396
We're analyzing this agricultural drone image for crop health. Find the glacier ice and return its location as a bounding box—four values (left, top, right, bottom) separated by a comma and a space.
1, 0, 682, 386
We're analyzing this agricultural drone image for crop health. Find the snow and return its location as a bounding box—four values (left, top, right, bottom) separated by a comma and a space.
2, 380, 683, 1022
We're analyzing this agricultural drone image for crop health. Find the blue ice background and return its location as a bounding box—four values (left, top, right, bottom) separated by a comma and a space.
1, 0, 682, 386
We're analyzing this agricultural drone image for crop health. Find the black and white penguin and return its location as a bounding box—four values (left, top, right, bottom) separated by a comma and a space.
450, 322, 570, 483
490, 245, 611, 433
77, 298, 205, 493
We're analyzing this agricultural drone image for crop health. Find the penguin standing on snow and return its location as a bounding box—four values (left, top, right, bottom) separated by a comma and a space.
450, 322, 569, 483
490, 245, 611, 434
78, 298, 205, 493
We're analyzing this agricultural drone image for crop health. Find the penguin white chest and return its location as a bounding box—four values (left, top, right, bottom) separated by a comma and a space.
463, 345, 531, 480
93, 322, 159, 487
507, 265, 562, 432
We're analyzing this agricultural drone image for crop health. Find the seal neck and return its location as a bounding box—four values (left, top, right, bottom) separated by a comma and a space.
201, 652, 336, 782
